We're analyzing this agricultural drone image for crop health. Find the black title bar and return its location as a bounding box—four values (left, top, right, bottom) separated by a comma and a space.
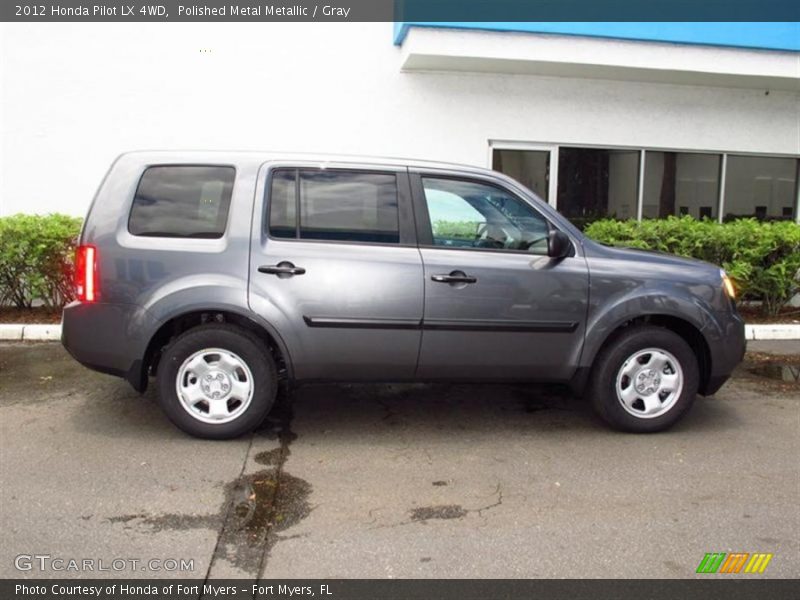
2, 0, 799, 22
2, 579, 800, 600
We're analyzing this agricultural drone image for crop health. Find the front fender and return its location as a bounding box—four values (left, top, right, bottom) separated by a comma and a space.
579, 290, 723, 370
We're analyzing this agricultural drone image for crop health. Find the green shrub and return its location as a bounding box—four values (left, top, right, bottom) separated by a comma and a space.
585, 216, 800, 316
432, 220, 480, 241
0, 214, 83, 309
1, 213, 797, 318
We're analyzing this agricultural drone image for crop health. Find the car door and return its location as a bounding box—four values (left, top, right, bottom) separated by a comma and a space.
249, 162, 423, 381
411, 171, 589, 381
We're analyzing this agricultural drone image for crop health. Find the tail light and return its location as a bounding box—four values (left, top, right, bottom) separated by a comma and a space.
75, 245, 98, 302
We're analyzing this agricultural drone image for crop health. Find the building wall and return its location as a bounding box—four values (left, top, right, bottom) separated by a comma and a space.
1, 22, 797, 216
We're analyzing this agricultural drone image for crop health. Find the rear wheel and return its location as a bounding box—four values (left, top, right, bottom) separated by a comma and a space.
157, 324, 277, 439
588, 326, 699, 433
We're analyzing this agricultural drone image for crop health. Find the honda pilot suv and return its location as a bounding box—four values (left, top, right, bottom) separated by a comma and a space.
62, 152, 745, 438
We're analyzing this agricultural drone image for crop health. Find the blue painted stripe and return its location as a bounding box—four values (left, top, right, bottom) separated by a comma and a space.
393, 22, 800, 52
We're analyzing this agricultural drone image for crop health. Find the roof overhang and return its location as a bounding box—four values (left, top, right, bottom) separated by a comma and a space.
398, 26, 800, 91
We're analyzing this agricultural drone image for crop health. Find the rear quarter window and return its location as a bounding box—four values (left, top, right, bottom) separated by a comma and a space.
128, 165, 235, 238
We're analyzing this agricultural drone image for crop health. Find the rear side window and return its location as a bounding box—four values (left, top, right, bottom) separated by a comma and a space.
129, 166, 235, 238
268, 169, 399, 244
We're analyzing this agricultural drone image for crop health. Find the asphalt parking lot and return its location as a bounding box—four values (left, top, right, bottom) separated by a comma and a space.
0, 341, 798, 581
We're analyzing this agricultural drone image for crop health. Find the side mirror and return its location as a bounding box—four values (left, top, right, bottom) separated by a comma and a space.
548, 229, 572, 259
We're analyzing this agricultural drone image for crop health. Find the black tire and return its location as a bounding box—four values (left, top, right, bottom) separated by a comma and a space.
588, 325, 699, 433
157, 324, 277, 439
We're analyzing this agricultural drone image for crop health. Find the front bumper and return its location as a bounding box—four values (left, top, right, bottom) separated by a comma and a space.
701, 310, 746, 396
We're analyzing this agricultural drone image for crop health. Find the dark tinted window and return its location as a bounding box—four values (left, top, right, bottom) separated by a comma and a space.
129, 166, 235, 238
268, 170, 297, 239
557, 147, 640, 229
268, 169, 399, 244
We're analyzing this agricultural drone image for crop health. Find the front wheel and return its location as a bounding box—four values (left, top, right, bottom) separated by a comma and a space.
588, 326, 699, 433
157, 324, 277, 439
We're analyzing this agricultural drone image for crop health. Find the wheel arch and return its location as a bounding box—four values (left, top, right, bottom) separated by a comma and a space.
134, 307, 293, 392
576, 313, 713, 396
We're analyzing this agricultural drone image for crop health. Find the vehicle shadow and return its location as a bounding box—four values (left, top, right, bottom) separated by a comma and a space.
280, 380, 743, 444
70, 377, 744, 441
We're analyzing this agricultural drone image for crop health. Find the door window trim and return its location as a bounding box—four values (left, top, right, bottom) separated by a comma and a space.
263, 165, 418, 247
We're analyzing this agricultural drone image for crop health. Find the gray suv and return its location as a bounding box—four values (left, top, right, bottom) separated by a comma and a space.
62, 152, 745, 439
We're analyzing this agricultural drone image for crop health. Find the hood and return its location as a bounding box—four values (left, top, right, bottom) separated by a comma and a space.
582, 238, 720, 273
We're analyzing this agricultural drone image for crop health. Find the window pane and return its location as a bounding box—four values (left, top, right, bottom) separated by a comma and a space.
422, 177, 550, 255
129, 166, 234, 238
299, 171, 399, 244
492, 149, 550, 199
723, 156, 797, 221
557, 148, 640, 229
268, 169, 297, 238
642, 152, 721, 220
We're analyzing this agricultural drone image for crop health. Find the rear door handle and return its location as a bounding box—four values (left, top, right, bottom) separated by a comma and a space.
258, 261, 306, 276
431, 271, 477, 284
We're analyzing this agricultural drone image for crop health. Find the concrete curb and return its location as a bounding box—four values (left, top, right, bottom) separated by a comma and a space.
21, 324, 62, 341
0, 324, 24, 341
745, 324, 800, 341
0, 324, 61, 341
1, 322, 800, 342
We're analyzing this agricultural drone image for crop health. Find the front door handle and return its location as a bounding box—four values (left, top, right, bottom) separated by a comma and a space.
258, 261, 306, 276
431, 271, 477, 284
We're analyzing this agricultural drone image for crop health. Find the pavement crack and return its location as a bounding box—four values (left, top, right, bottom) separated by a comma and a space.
107, 512, 220, 533
252, 396, 309, 582
474, 484, 503, 516
377, 397, 401, 427
203, 432, 255, 583
370, 484, 504, 529
201, 394, 311, 591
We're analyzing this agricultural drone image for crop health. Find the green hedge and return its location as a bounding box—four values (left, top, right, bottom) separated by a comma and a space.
1, 214, 798, 317
585, 217, 800, 316
0, 214, 83, 309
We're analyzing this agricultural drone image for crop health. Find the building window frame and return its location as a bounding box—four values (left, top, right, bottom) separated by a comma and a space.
490, 140, 800, 224
796, 160, 800, 225
717, 153, 728, 223
488, 141, 560, 209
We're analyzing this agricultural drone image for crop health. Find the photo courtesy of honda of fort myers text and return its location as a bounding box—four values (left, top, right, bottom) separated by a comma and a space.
0, 1, 799, 600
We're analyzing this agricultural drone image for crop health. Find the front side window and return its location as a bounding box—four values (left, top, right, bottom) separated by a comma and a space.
422, 177, 550, 255
268, 169, 400, 244
129, 165, 235, 238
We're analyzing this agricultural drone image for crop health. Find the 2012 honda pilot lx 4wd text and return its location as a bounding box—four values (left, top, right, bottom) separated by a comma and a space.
62, 152, 746, 439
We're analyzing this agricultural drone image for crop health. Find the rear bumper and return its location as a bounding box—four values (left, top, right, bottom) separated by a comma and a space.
61, 301, 155, 390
